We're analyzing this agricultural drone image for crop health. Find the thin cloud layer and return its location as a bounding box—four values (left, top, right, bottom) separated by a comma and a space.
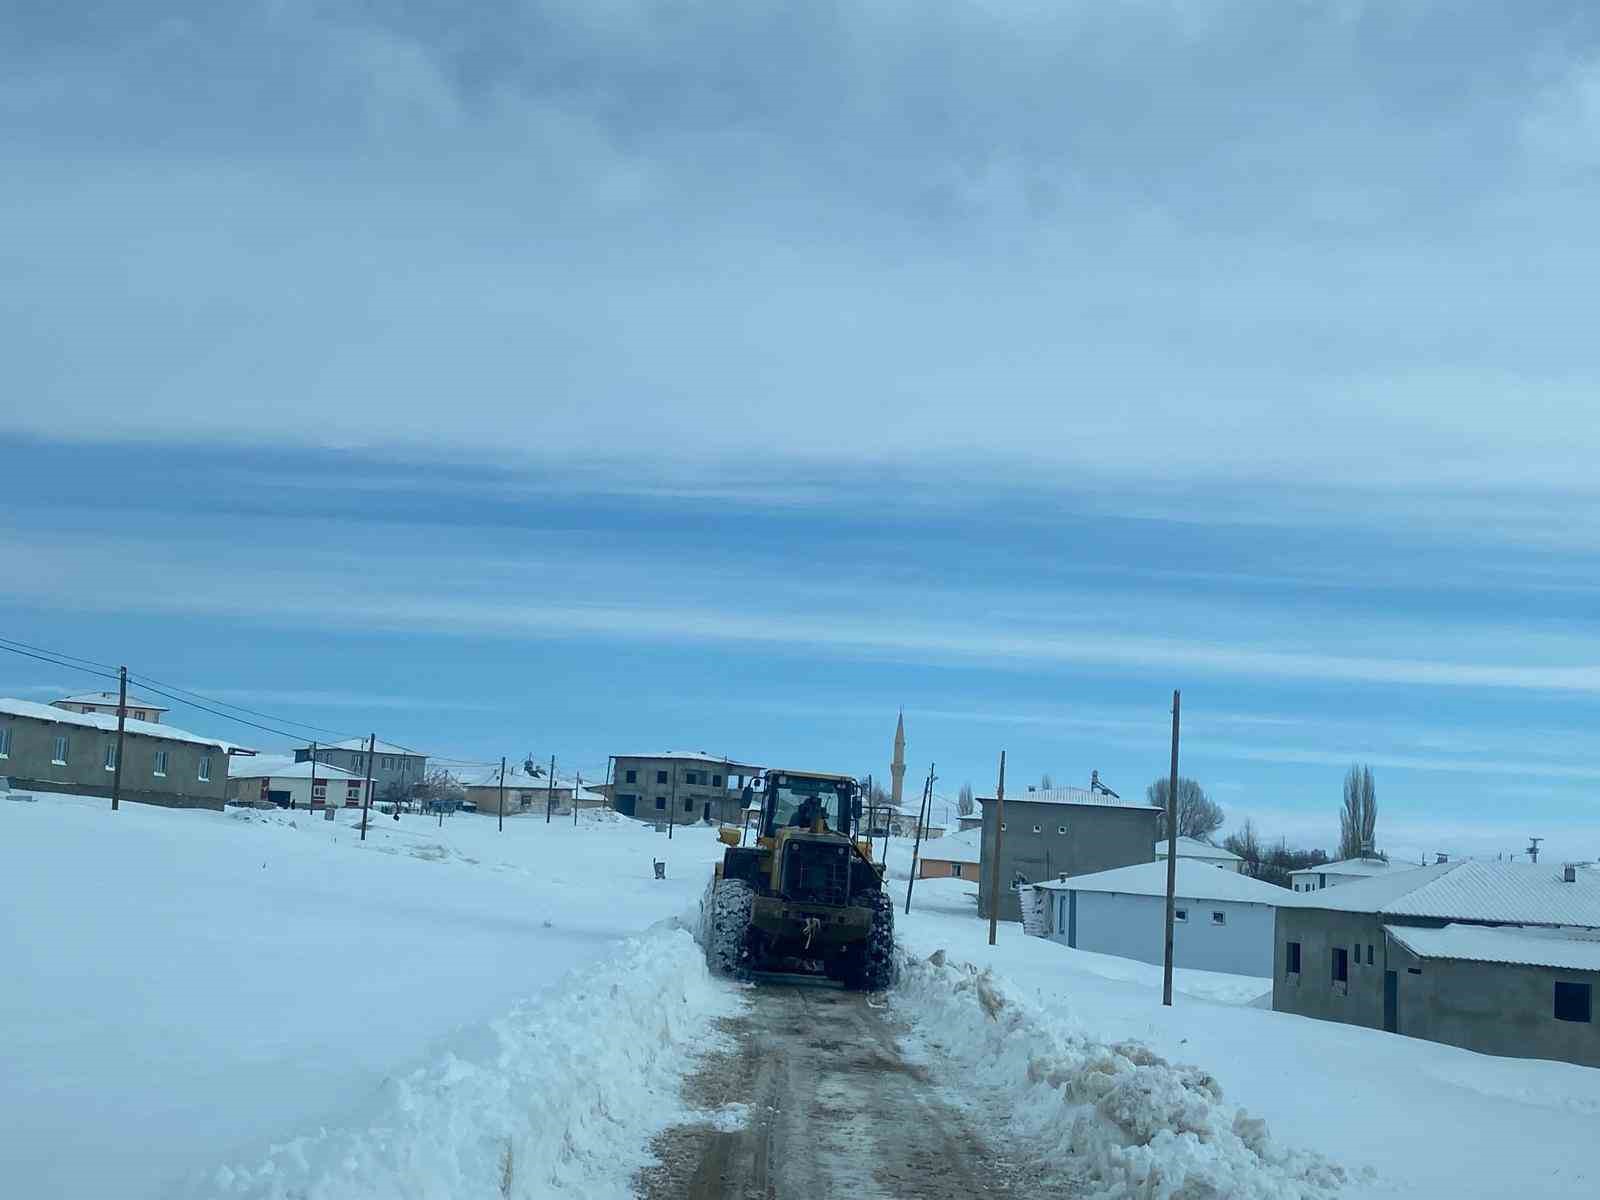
4, 2, 1600, 487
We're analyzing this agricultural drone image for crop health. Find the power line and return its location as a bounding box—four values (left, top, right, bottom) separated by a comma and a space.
0, 635, 121, 676
0, 641, 123, 687
124, 670, 357, 742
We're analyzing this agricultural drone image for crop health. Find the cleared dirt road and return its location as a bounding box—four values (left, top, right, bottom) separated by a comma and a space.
637, 980, 1065, 1200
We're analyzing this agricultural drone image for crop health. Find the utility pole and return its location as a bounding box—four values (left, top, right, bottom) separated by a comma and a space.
904, 764, 934, 915
110, 666, 128, 811
498, 756, 507, 832
546, 754, 556, 824
306, 740, 318, 812
667, 761, 676, 840
988, 750, 1007, 946
605, 756, 615, 811
359, 733, 376, 841
1162, 690, 1181, 1007
573, 771, 581, 826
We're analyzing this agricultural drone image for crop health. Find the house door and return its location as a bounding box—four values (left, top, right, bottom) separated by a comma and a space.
1383, 970, 1398, 1033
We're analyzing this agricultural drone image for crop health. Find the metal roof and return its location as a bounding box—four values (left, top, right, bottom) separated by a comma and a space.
298, 738, 428, 757
918, 831, 983, 865
1155, 836, 1243, 862
55, 691, 168, 711
228, 759, 366, 781
979, 785, 1159, 811
1386, 923, 1600, 973
1289, 856, 1418, 878
614, 751, 760, 770
1036, 858, 1302, 904
1299, 860, 1600, 926
1, 697, 250, 754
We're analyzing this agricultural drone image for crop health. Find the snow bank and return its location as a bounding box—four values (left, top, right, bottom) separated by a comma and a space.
189, 922, 737, 1200
897, 950, 1350, 1200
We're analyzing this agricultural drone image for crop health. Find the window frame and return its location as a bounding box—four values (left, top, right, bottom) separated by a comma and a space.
198, 754, 212, 783
625, 769, 638, 784
1332, 946, 1349, 984
1285, 940, 1302, 976
1174, 907, 1189, 923
1554, 981, 1592, 1024
0, 723, 9, 758
654, 795, 666, 810
153, 750, 168, 777
1211, 910, 1227, 926
656, 770, 669, 784
1057, 825, 1068, 835
103, 742, 117, 771
52, 734, 69, 765
1032, 823, 1042, 834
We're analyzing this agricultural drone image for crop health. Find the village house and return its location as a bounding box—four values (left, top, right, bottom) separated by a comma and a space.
1289, 855, 1422, 892
1038, 859, 1299, 977
1273, 860, 1600, 1068
916, 830, 982, 881
1, 697, 250, 809
463, 764, 606, 816
51, 690, 169, 724
227, 757, 372, 810
1155, 836, 1245, 873
609, 751, 760, 825
977, 784, 1161, 922
292, 738, 427, 798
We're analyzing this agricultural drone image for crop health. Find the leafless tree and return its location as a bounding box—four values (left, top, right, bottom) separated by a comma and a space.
1147, 776, 1224, 840
958, 782, 974, 815
1339, 765, 1378, 859
1039, 772, 1054, 790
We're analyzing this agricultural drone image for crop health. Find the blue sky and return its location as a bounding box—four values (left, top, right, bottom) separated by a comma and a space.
4, 3, 1600, 861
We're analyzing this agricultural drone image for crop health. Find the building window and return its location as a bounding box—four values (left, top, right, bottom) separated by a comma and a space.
1366, 944, 1374, 966
625, 769, 637, 783
952, 863, 964, 878
1332, 947, 1349, 984
133, 710, 146, 721
312, 784, 327, 801
198, 754, 212, 782
712, 774, 723, 787
52, 735, 68, 765
655, 796, 666, 810
1407, 967, 1422, 975
382, 756, 393, 770
153, 750, 168, 777
1285, 941, 1301, 975
1057, 825, 1068, 835
354, 755, 364, 771
683, 797, 693, 812
103, 742, 117, 771
1174, 908, 1188, 922
1211, 911, 1226, 926
0, 724, 9, 758
1554, 982, 1592, 1023
999, 822, 1006, 832
685, 771, 701, 785
656, 770, 668, 784
1032, 824, 1042, 834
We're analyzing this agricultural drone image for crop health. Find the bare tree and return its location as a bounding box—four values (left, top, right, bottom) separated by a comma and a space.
958, 782, 974, 816
1223, 820, 1264, 877
1039, 772, 1054, 790
1148, 776, 1224, 840
417, 767, 465, 807
1338, 765, 1378, 859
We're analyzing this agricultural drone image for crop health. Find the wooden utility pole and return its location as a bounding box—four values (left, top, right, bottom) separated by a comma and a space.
988, 750, 1007, 946
1162, 690, 1181, 1007
306, 740, 318, 812
359, 733, 376, 841
904, 764, 934, 915
667, 761, 676, 840
497, 756, 507, 832
110, 665, 128, 811
605, 756, 615, 811
546, 754, 556, 824
573, 771, 581, 826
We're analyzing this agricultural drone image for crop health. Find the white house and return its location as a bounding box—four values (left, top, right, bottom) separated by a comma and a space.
1154, 836, 1245, 873
1038, 859, 1301, 977
917, 830, 982, 881
227, 757, 373, 810
1289, 856, 1424, 893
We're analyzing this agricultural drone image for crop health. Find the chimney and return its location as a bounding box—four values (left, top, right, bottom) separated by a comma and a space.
1564, 864, 1577, 884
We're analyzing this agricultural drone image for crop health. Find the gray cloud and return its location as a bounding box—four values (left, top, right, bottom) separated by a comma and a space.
5, 2, 1600, 488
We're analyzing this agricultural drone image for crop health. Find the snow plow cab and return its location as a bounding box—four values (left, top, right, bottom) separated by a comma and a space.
702, 770, 894, 990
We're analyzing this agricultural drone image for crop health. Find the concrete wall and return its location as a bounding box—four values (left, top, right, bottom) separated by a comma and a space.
612, 756, 752, 826
296, 747, 425, 796
464, 784, 572, 815
977, 800, 1159, 922
918, 858, 978, 880
229, 774, 371, 809
1051, 890, 1279, 976
1273, 907, 1600, 1069
1, 712, 230, 809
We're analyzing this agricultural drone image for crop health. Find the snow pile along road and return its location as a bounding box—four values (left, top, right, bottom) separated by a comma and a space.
189, 922, 738, 1200
897, 950, 1352, 1200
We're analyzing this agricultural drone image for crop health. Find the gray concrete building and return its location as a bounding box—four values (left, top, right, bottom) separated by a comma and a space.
1273, 860, 1600, 1068
977, 785, 1161, 922
293, 738, 427, 798
52, 690, 169, 724
609, 751, 760, 825
1, 697, 248, 809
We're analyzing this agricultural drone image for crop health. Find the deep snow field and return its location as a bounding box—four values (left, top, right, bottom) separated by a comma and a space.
3, 800, 1595, 1199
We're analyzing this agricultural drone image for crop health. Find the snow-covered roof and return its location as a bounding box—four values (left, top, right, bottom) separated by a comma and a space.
298, 738, 427, 757
0, 697, 250, 754
919, 831, 982, 865
1301, 860, 1600, 926
55, 691, 167, 711
1155, 837, 1243, 862
463, 764, 597, 790
981, 785, 1159, 811
613, 750, 758, 769
1036, 859, 1300, 904
1386, 923, 1600, 973
1289, 856, 1418, 878
228, 759, 366, 781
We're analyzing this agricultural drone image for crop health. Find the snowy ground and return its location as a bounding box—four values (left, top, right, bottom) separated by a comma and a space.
0, 795, 729, 1199
895, 874, 1600, 1200
5, 809, 1595, 1199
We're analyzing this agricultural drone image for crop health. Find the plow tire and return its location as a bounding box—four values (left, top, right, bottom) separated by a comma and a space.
849, 890, 897, 992
707, 879, 756, 977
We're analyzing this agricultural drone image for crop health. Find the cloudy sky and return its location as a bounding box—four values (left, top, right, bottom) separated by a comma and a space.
5, 2, 1599, 861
